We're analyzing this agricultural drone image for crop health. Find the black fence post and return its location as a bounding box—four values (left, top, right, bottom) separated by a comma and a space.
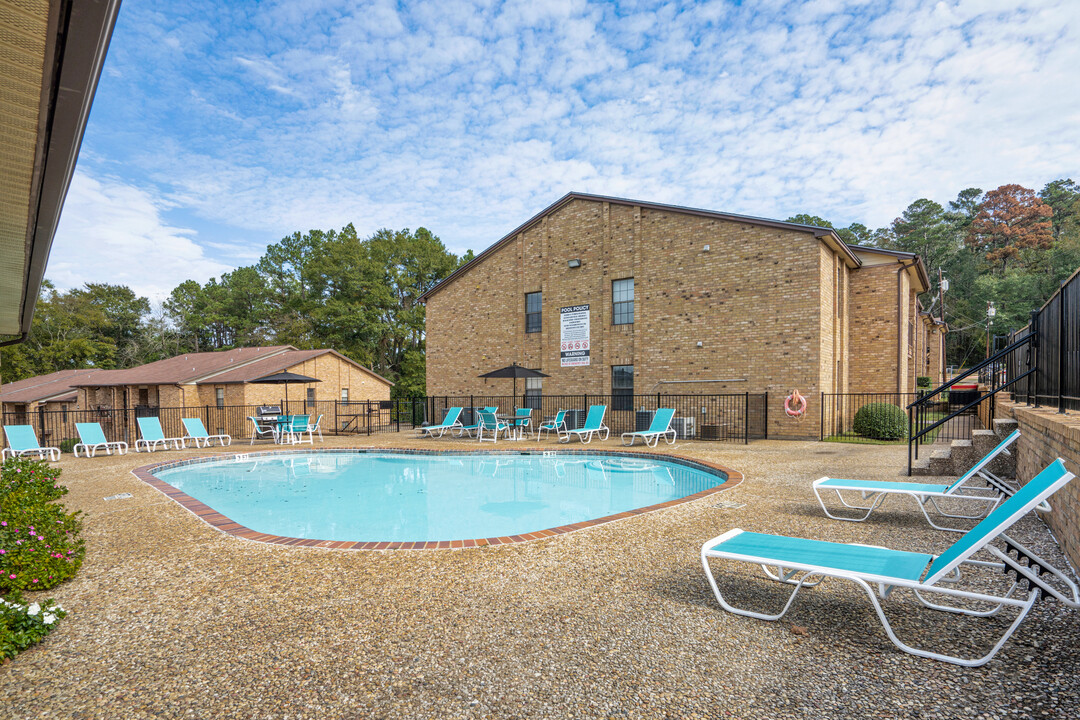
1031, 310, 1041, 408
743, 391, 749, 444
1059, 282, 1067, 413
763, 392, 768, 440
819, 392, 825, 441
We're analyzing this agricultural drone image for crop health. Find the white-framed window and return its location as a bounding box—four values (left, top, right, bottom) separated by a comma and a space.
340, 388, 349, 403
525, 292, 542, 333
215, 387, 225, 408
307, 388, 316, 403
613, 278, 634, 325
612, 365, 634, 411
525, 375, 542, 409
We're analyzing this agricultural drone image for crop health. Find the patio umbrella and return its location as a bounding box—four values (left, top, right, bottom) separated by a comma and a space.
248, 371, 321, 409
478, 363, 549, 401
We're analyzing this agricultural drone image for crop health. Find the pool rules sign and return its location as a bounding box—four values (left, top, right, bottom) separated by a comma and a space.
560, 304, 590, 367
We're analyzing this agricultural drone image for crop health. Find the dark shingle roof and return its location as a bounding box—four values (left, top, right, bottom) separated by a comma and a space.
1, 368, 99, 404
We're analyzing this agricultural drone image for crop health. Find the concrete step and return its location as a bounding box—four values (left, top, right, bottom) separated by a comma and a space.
928, 448, 954, 476
910, 457, 934, 476
994, 417, 1019, 438
947, 439, 977, 469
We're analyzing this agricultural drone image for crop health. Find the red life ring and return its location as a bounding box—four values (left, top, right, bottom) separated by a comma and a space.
784, 390, 807, 418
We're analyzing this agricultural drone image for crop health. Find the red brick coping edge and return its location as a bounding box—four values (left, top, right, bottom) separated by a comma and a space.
131, 447, 743, 551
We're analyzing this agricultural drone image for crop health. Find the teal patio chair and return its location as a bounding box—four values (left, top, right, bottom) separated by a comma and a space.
74, 422, 127, 457
2, 425, 60, 461
621, 408, 677, 448
181, 418, 232, 448
813, 430, 1023, 532
562, 405, 610, 444
701, 458, 1080, 666
537, 410, 568, 442
135, 417, 186, 452
284, 415, 313, 445
417, 407, 463, 438
477, 410, 509, 444
511, 408, 533, 438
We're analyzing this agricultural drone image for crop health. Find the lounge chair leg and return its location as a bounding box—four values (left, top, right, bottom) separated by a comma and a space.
702, 555, 816, 621
813, 486, 886, 522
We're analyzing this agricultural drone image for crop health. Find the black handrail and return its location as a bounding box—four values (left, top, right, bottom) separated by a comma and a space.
906, 332, 1035, 409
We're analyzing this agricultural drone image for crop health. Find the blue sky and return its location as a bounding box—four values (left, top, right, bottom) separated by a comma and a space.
50, 0, 1080, 300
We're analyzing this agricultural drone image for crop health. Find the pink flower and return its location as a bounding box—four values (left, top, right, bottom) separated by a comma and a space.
1, 521, 6, 526
32, 578, 38, 583
0, 549, 4, 554
8, 574, 14, 579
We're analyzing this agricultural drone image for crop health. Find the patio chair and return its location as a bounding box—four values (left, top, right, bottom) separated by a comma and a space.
536, 410, 568, 442
284, 414, 313, 445
701, 458, 1079, 667
621, 408, 677, 448
813, 430, 1023, 532
512, 408, 533, 438
311, 414, 324, 441
135, 417, 186, 452
561, 405, 610, 444
477, 410, 510, 444
73, 422, 127, 458
417, 407, 463, 438
181, 418, 232, 448
2, 425, 60, 461
248, 416, 279, 445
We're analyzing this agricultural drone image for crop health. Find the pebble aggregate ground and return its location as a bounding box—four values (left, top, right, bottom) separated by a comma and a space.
2, 433, 1078, 719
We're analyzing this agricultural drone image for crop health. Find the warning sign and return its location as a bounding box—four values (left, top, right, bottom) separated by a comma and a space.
560, 305, 590, 367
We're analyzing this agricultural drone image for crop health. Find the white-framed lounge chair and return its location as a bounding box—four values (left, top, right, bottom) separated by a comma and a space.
621, 408, 677, 448
702, 458, 1080, 667
477, 410, 510, 444
562, 405, 610, 444
284, 415, 313, 445
417, 407, 463, 438
248, 416, 279, 445
537, 410, 568, 442
2, 425, 60, 461
813, 430, 1023, 532
181, 418, 232, 448
135, 417, 186, 453
73, 422, 127, 458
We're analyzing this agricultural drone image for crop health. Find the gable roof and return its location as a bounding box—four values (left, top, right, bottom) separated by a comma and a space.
848, 244, 931, 292
73, 346, 295, 387
205, 349, 394, 387
419, 192, 863, 302
0, 368, 99, 404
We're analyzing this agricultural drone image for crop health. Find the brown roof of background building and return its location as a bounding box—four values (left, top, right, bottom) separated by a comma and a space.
206, 349, 393, 386
0, 368, 100, 404
73, 346, 294, 387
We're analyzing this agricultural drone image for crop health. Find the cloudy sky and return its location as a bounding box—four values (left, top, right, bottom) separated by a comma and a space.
50, 0, 1080, 300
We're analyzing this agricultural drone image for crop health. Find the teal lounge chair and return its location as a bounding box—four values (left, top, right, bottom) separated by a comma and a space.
813, 430, 1022, 532
562, 405, 610, 444
477, 410, 510, 444
537, 410, 568, 442
181, 418, 232, 448
135, 417, 186, 452
74, 422, 128, 458
284, 415, 313, 445
2, 425, 60, 461
702, 458, 1080, 666
418, 407, 463, 438
621, 408, 677, 448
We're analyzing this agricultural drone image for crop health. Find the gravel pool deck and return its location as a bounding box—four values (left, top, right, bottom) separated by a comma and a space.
3, 434, 1079, 719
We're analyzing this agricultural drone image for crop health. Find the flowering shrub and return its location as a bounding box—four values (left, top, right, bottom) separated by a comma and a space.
0, 591, 67, 660
0, 458, 84, 593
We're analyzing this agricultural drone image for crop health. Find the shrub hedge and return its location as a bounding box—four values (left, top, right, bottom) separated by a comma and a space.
852, 402, 908, 440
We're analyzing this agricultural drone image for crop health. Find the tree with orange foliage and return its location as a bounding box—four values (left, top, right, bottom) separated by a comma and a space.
966, 184, 1053, 273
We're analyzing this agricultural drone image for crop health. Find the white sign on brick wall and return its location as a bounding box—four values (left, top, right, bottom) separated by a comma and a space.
560, 304, 590, 367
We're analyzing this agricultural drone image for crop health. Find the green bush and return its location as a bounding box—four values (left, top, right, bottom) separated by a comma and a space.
58, 438, 79, 454
853, 402, 908, 440
0, 590, 67, 660
0, 458, 84, 593
916, 376, 932, 388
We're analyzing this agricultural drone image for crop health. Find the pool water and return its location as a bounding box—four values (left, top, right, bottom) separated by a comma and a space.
152, 452, 726, 542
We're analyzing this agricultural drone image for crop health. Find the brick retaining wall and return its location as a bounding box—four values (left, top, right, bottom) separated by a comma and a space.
997, 400, 1080, 570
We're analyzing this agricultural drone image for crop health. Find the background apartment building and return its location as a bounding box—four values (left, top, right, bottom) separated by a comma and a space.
422, 193, 939, 439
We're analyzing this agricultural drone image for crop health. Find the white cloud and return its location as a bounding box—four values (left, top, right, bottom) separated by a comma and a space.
48, 172, 232, 301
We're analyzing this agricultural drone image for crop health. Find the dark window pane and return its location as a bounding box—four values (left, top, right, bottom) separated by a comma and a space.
525, 292, 542, 333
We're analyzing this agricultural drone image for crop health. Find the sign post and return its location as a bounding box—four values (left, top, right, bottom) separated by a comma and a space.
560, 305, 591, 367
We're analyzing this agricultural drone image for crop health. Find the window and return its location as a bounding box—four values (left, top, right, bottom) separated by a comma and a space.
613, 278, 634, 325
836, 263, 843, 318
138, 388, 149, 406
525, 292, 542, 333
215, 388, 225, 408
61, 404, 68, 422
307, 388, 316, 403
341, 388, 349, 403
525, 375, 542, 409
612, 365, 634, 411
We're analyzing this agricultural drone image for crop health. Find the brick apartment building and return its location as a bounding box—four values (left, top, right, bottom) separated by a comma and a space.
422, 193, 942, 439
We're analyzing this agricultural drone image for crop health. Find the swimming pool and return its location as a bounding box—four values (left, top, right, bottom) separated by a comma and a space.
144, 450, 731, 546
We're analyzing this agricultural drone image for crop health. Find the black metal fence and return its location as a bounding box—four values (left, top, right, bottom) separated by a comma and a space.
423, 393, 768, 443
1008, 266, 1080, 411
2, 393, 768, 449
821, 391, 980, 445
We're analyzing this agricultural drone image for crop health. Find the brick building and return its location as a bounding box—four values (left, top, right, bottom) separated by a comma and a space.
0, 369, 97, 422
422, 193, 941, 439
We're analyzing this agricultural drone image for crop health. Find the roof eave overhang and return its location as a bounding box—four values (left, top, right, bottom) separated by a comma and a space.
8, 0, 122, 339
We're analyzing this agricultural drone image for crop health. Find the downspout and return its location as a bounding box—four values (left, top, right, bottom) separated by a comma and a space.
896, 260, 918, 393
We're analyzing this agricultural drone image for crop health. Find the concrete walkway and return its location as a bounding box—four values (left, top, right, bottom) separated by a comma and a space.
2, 434, 1078, 719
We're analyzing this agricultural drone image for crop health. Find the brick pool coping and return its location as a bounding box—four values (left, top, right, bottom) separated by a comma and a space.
131, 447, 743, 550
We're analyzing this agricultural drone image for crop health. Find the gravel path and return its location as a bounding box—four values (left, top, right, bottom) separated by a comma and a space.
2, 434, 1078, 719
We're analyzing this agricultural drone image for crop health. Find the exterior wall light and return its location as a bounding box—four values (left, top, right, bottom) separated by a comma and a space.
567, 259, 582, 268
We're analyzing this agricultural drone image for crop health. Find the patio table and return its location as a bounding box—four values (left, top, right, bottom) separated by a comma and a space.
496, 413, 530, 441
